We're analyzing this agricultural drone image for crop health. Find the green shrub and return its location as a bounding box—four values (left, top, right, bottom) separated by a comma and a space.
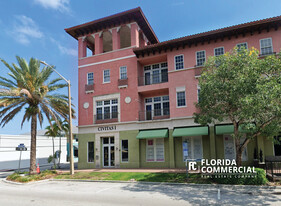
7, 170, 57, 183
212, 168, 268, 185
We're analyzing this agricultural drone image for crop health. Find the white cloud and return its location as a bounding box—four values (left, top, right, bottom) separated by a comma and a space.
11, 15, 43, 45
34, 0, 70, 12
57, 44, 77, 56
50, 38, 77, 56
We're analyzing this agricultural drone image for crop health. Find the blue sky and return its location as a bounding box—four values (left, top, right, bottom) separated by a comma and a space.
0, 0, 281, 134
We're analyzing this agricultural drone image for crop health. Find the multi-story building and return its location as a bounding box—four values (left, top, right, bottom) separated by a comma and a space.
65, 7, 280, 169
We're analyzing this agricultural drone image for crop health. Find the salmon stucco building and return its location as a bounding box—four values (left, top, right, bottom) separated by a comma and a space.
65, 7, 280, 169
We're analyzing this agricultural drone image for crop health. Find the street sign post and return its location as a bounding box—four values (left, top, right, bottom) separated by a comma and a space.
15, 144, 27, 172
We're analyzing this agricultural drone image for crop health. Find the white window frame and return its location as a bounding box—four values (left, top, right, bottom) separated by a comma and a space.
260, 38, 273, 56
119, 66, 127, 80
96, 99, 118, 120
143, 62, 168, 85
236, 42, 248, 51
87, 141, 95, 163
223, 135, 248, 161
174, 54, 184, 70
176, 87, 186, 108
145, 95, 170, 118
87, 72, 94, 85
146, 138, 165, 162
121, 139, 129, 163
103, 69, 110, 83
196, 50, 206, 66
182, 136, 203, 162
214, 47, 224, 56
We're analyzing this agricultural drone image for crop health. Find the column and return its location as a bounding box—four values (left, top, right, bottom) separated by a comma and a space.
257, 135, 265, 162
112, 28, 120, 50
94, 33, 103, 54
209, 126, 217, 159
169, 129, 175, 168
130, 23, 139, 47
78, 37, 87, 58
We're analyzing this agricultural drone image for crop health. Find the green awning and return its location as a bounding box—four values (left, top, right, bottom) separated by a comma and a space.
215, 124, 255, 135
172, 126, 209, 137
136, 129, 168, 139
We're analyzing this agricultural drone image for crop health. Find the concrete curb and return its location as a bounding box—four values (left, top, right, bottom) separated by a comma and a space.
50, 179, 281, 190
3, 177, 281, 191
2, 178, 50, 185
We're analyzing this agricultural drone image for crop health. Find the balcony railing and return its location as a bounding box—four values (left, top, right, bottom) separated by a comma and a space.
94, 112, 118, 124
138, 73, 168, 86
85, 84, 94, 93
194, 67, 203, 77
118, 78, 128, 87
139, 109, 170, 121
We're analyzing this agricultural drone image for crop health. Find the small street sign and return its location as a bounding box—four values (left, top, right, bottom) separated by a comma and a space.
16, 143, 27, 151
15, 143, 27, 172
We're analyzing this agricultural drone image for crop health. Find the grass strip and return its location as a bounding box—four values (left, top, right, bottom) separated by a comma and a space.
54, 172, 212, 184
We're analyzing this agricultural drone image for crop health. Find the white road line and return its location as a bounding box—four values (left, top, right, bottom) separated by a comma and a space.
95, 184, 121, 194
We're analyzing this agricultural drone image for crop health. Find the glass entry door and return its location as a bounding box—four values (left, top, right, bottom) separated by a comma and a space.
103, 137, 115, 167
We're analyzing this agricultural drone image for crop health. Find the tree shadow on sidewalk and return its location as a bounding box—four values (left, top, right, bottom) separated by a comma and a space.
120, 182, 281, 205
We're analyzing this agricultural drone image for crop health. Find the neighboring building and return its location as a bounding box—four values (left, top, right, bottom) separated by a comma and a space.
22, 126, 79, 163
65, 7, 280, 169
0, 134, 67, 171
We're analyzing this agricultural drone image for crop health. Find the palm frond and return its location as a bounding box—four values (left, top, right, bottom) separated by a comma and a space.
21, 110, 31, 129
48, 83, 68, 92
47, 78, 63, 86
0, 102, 26, 127
0, 76, 17, 87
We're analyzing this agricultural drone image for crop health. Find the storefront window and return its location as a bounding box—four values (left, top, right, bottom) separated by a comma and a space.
182, 136, 202, 162
146, 138, 164, 162
224, 135, 248, 161
88, 142, 94, 162
121, 140, 128, 162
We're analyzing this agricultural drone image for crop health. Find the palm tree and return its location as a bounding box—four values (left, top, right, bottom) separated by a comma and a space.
45, 121, 60, 168
45, 119, 69, 168
0, 56, 75, 174
59, 119, 69, 166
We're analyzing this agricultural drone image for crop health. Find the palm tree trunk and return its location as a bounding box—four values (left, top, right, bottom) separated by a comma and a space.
30, 114, 37, 175
58, 136, 61, 168
52, 136, 55, 168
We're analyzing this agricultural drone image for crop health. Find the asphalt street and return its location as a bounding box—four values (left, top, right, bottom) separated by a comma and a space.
1, 179, 281, 206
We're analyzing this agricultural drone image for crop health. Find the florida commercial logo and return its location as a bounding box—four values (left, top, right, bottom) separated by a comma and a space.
187, 159, 257, 178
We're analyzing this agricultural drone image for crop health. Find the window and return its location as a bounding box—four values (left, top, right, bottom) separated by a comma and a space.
88, 142, 94, 162
146, 138, 164, 162
196, 51, 206, 66
87, 73, 94, 85
145, 95, 170, 120
237, 42, 248, 51
177, 91, 186, 107
182, 136, 203, 161
197, 85, 201, 103
224, 135, 248, 161
103, 69, 110, 83
175, 55, 184, 70
260, 38, 273, 55
143, 62, 168, 85
214, 47, 224, 56
96, 99, 118, 120
121, 140, 128, 162
120, 66, 127, 80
